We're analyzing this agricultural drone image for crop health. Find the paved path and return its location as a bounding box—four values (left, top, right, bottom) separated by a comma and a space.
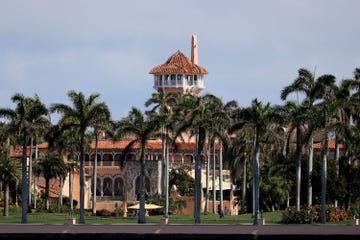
0, 223, 360, 239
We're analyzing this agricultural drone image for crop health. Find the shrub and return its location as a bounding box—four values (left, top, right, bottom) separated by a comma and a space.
282, 205, 348, 224
282, 206, 319, 224
328, 206, 348, 222
96, 209, 113, 217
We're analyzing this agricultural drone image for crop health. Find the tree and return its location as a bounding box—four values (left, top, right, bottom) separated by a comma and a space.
0, 93, 49, 223
281, 67, 327, 207
113, 107, 160, 224
50, 90, 110, 224
278, 101, 308, 211
91, 114, 112, 215
307, 73, 338, 224
33, 152, 66, 210
174, 93, 220, 224
230, 99, 284, 224
145, 92, 179, 218
0, 124, 21, 216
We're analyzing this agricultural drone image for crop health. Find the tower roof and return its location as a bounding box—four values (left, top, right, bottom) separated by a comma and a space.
149, 50, 208, 75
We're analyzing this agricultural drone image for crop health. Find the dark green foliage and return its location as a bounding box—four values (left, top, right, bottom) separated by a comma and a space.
147, 194, 187, 215
169, 164, 195, 197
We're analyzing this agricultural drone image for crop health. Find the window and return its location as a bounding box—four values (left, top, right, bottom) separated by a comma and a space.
171, 75, 176, 85
177, 75, 182, 85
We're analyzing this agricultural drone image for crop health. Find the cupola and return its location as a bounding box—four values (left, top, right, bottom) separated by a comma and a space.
149, 35, 208, 96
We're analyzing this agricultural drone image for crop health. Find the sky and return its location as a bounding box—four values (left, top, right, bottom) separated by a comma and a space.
1, 0, 359, 122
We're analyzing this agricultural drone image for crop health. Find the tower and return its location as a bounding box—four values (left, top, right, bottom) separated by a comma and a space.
149, 35, 208, 96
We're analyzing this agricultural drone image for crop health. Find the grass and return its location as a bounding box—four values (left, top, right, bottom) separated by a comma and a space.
0, 206, 351, 225
0, 205, 279, 224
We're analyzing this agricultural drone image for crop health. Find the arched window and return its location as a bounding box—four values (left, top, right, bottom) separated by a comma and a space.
114, 177, 124, 199
103, 177, 112, 196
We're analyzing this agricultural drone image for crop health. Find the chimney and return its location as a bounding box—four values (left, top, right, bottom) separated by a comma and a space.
191, 35, 198, 65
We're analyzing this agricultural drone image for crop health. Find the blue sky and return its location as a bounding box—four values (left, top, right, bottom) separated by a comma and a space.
1, 0, 359, 122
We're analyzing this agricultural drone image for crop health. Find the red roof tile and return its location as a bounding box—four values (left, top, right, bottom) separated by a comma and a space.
149, 51, 208, 75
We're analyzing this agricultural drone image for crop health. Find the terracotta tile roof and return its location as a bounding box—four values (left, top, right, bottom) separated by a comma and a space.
9, 137, 342, 159
92, 139, 198, 152
91, 139, 164, 150
149, 51, 208, 75
313, 139, 344, 150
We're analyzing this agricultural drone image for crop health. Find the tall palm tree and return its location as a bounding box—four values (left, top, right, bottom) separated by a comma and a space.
226, 127, 253, 214
33, 152, 66, 210
309, 74, 339, 224
174, 93, 226, 223
278, 101, 308, 211
45, 124, 81, 214
113, 107, 160, 224
0, 124, 21, 216
214, 99, 238, 216
50, 90, 110, 224
91, 116, 112, 215
230, 99, 284, 224
0, 93, 49, 223
145, 92, 179, 218
281, 68, 322, 207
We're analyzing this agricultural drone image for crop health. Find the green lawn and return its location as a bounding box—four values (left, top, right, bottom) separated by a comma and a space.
0, 206, 351, 225
0, 206, 281, 224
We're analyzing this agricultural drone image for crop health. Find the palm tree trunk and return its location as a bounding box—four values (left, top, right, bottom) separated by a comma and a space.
321, 136, 329, 224
161, 126, 165, 196
219, 141, 224, 217
241, 155, 247, 213
45, 178, 50, 210
138, 145, 146, 224
79, 144, 85, 224
334, 136, 340, 208
307, 138, 313, 206
194, 126, 202, 224
164, 138, 169, 218
28, 137, 33, 206
58, 177, 63, 212
295, 126, 301, 211
69, 168, 74, 216
92, 134, 99, 215
4, 183, 9, 216
253, 139, 260, 225
33, 144, 38, 209
212, 141, 216, 214
205, 139, 210, 213
21, 131, 28, 224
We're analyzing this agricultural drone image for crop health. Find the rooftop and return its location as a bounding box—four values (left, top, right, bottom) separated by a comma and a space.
149, 50, 208, 75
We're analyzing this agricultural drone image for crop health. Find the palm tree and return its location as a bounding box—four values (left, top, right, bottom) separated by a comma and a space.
91, 115, 112, 215
0, 124, 21, 216
44, 123, 81, 214
281, 68, 322, 207
226, 128, 253, 213
308, 74, 339, 224
230, 99, 284, 224
0, 93, 49, 223
33, 152, 66, 210
174, 93, 220, 223
214, 99, 238, 217
50, 90, 110, 224
278, 101, 308, 211
113, 107, 160, 224
145, 92, 179, 218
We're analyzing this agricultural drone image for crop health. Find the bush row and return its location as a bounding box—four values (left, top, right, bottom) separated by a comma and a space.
281, 205, 350, 224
